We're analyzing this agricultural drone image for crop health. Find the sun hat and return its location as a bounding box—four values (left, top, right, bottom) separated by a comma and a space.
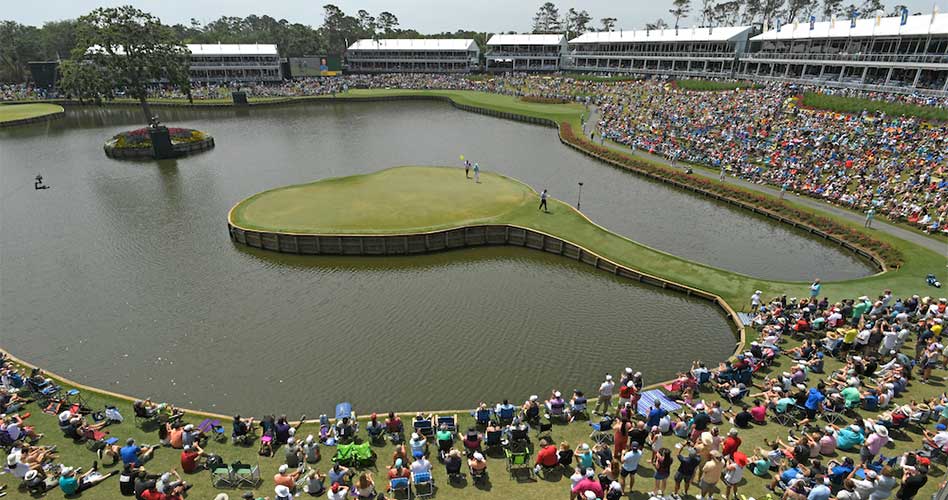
473, 452, 484, 461
183, 445, 191, 451
530, 395, 539, 402
627, 381, 635, 387
24, 470, 38, 481
605, 374, 613, 381
554, 391, 562, 398
733, 452, 749, 467
849, 425, 861, 432
875, 427, 888, 438
278, 464, 288, 473
411, 433, 419, 440
287, 437, 295, 445
865, 470, 877, 479
184, 424, 194, 431
62, 467, 75, 476
586, 468, 595, 478
625, 367, 633, 374
584, 491, 597, 499
6, 454, 18, 466
275, 485, 291, 498
305, 434, 314, 444
580, 443, 590, 451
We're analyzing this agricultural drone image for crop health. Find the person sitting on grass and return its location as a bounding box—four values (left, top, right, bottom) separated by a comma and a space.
328, 462, 351, 486
366, 413, 384, 441
232, 414, 255, 444
274, 463, 303, 490
59, 464, 117, 496
284, 436, 303, 468
180, 443, 206, 474
385, 412, 404, 443
2, 413, 42, 442
302, 434, 321, 464
120, 438, 156, 467
303, 468, 326, 496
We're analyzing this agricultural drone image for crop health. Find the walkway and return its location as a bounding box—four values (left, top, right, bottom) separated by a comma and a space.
587, 107, 947, 256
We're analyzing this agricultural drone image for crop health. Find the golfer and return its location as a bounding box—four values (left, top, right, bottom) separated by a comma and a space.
865, 208, 875, 228
473, 163, 480, 183
539, 189, 549, 212
464, 160, 470, 179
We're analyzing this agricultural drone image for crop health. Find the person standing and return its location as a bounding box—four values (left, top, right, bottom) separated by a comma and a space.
750, 290, 762, 311
810, 279, 822, 301
465, 160, 471, 179
595, 375, 615, 415
473, 163, 480, 184
719, 166, 727, 181
539, 189, 549, 213
780, 182, 789, 199
865, 207, 875, 228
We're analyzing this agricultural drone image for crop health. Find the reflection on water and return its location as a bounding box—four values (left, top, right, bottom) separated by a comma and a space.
0, 101, 865, 414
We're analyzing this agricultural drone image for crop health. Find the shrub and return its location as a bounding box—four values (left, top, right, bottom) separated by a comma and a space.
800, 92, 948, 122
520, 96, 570, 104
111, 127, 209, 149
675, 80, 762, 91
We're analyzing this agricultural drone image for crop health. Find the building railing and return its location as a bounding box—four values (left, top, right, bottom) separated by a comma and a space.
742, 52, 948, 64
189, 62, 281, 68
739, 73, 947, 95
347, 54, 475, 61
485, 51, 562, 57
568, 50, 737, 58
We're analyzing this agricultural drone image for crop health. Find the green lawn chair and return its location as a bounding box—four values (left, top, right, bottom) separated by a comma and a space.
504, 445, 532, 479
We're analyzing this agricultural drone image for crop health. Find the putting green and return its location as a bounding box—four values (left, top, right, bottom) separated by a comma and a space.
0, 103, 63, 123
230, 166, 537, 234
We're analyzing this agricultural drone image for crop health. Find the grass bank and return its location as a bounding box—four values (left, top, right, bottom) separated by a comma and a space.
801, 92, 948, 121
0, 103, 63, 123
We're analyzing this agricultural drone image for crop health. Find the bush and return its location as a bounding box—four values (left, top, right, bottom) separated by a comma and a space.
800, 92, 948, 121
558, 122, 903, 269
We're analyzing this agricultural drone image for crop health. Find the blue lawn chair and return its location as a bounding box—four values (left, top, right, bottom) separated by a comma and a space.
413, 419, 434, 439
472, 408, 492, 427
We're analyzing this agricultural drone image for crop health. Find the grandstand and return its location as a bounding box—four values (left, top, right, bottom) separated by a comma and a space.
739, 13, 948, 94
345, 39, 480, 73
187, 44, 282, 83
568, 26, 754, 78
485, 34, 567, 72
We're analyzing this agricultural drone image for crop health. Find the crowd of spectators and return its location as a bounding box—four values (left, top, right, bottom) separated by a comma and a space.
2, 284, 947, 500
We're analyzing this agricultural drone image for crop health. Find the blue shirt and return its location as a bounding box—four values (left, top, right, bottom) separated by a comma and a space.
59, 475, 79, 495
808, 484, 832, 500
120, 444, 141, 465
647, 408, 667, 429
805, 388, 825, 410
836, 429, 865, 450
780, 467, 801, 484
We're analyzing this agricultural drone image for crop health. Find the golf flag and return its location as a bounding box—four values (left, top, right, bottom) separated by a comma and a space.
933, 5, 939, 22
793, 18, 799, 30
851, 13, 858, 29
876, 12, 882, 25
900, 7, 908, 25
831, 15, 836, 29
777, 17, 782, 31
810, 15, 816, 30
764, 19, 769, 32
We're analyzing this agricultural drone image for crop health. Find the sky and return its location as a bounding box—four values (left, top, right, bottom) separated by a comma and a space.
5, 0, 944, 33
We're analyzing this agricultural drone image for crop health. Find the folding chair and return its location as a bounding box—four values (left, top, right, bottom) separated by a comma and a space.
504, 445, 532, 479
412, 471, 434, 499
435, 414, 458, 433
497, 407, 515, 425
536, 419, 553, 440
469, 465, 488, 484
63, 389, 88, 409
211, 466, 236, 488
589, 419, 613, 445
390, 477, 410, 499
771, 408, 795, 426
472, 408, 492, 428
547, 405, 568, 424
232, 462, 260, 487
413, 419, 434, 440
484, 430, 504, 455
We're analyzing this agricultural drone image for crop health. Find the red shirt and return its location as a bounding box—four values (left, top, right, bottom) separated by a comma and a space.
180, 450, 199, 473
141, 490, 167, 500
619, 385, 635, 399
536, 445, 559, 467
722, 436, 741, 457
750, 406, 767, 423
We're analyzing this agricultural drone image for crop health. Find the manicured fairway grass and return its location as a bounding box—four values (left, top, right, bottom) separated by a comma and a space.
230, 167, 535, 234
0, 103, 63, 123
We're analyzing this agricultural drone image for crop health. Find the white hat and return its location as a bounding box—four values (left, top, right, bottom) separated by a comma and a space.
305, 434, 314, 444
61, 467, 74, 475
287, 437, 295, 445
755, 290, 762, 294
6, 454, 18, 466
634, 372, 642, 378
875, 426, 888, 438
278, 464, 288, 474
584, 491, 597, 499
473, 452, 484, 461
24, 470, 38, 481
849, 425, 861, 432
585, 468, 595, 478
183, 445, 191, 451
275, 484, 292, 497
411, 433, 419, 440
554, 391, 562, 398
625, 367, 633, 374
184, 424, 194, 431
605, 375, 613, 381
529, 395, 539, 402
58, 410, 72, 423
627, 381, 635, 388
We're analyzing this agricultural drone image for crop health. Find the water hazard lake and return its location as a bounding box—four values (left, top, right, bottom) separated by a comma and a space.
0, 101, 872, 414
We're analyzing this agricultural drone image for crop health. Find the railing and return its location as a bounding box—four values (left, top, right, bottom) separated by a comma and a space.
485, 51, 562, 57
189, 62, 282, 68
347, 54, 474, 60
742, 52, 948, 64
740, 73, 948, 96
569, 50, 737, 58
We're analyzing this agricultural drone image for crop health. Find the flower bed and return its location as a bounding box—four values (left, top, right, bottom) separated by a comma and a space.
559, 122, 903, 269
104, 127, 215, 159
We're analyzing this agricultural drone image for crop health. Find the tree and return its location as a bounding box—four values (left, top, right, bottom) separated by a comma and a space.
645, 18, 670, 30
565, 8, 592, 35
742, 0, 764, 25
40, 20, 77, 60
822, 0, 844, 20
357, 10, 376, 35
600, 17, 617, 31
532, 2, 562, 33
760, 0, 786, 26
58, 59, 107, 102
377, 12, 399, 34
322, 4, 363, 53
711, 0, 742, 25
67, 6, 190, 124
669, 0, 692, 30
0, 21, 43, 82
786, 0, 816, 21
859, 0, 885, 17
889, 4, 907, 16
699, 0, 716, 26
